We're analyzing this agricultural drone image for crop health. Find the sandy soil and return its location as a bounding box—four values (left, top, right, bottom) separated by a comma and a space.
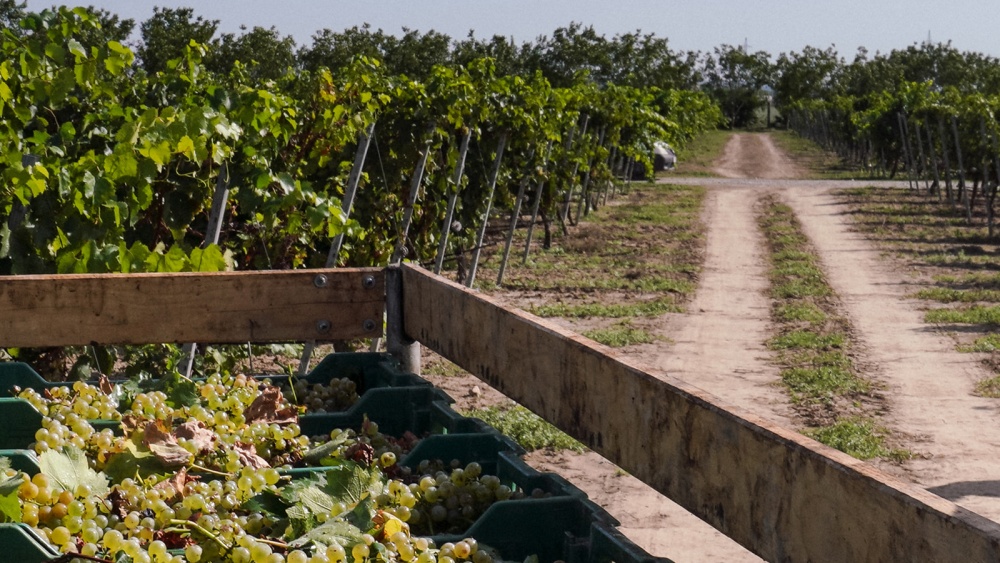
427, 132, 1000, 562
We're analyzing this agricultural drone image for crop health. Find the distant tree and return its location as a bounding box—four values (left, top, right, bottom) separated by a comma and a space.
137, 7, 217, 74
701, 44, 774, 128
0, 0, 25, 33
773, 46, 842, 109
210, 25, 296, 81
523, 23, 612, 87
382, 27, 451, 79
299, 24, 390, 73
606, 31, 700, 90
452, 32, 529, 77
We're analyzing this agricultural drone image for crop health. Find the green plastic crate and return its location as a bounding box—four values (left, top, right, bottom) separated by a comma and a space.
0, 524, 60, 562
432, 495, 673, 563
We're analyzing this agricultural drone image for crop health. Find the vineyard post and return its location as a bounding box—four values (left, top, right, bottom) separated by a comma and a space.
913, 120, 931, 192
925, 120, 943, 202
898, 113, 916, 190
979, 119, 995, 237
328, 122, 376, 266
951, 115, 972, 223
578, 126, 606, 220
391, 124, 437, 265
989, 124, 1000, 238
522, 146, 556, 264
553, 119, 579, 235
433, 129, 473, 274
602, 146, 618, 206
297, 123, 375, 375
496, 145, 543, 286
937, 115, 955, 204
181, 161, 231, 377
466, 132, 508, 288
624, 159, 634, 193
561, 114, 590, 227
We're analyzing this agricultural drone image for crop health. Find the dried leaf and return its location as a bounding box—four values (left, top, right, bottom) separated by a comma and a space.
98, 374, 114, 395
153, 467, 199, 501
233, 442, 270, 470
244, 386, 298, 425
174, 421, 216, 454
143, 420, 191, 467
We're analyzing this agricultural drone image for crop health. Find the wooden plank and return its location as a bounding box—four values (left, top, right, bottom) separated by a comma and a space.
0, 269, 384, 347
401, 264, 1000, 563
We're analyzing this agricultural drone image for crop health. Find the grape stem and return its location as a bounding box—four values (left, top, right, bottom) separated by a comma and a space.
168, 518, 232, 551
190, 463, 232, 477
255, 537, 292, 550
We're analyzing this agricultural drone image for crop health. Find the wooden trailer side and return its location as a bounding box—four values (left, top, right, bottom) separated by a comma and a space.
0, 269, 384, 346
401, 264, 1000, 563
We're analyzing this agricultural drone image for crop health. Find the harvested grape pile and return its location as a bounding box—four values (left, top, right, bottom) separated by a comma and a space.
0, 373, 536, 563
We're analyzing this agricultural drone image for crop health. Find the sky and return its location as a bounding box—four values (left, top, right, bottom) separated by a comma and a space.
22, 0, 1000, 60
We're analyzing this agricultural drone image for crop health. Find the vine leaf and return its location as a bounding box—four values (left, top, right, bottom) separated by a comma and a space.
0, 471, 23, 523
39, 446, 110, 497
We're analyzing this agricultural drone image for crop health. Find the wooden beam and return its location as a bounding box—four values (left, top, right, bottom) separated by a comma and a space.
0, 269, 384, 347
401, 264, 1000, 563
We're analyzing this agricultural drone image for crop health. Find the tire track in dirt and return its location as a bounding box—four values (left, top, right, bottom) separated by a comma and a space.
781, 186, 1000, 521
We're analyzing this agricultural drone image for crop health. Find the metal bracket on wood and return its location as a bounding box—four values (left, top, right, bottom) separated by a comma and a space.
385, 266, 420, 374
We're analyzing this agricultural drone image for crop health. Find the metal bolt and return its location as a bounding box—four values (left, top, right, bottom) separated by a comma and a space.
363, 319, 377, 332
316, 320, 332, 333
362, 275, 376, 289
313, 274, 328, 288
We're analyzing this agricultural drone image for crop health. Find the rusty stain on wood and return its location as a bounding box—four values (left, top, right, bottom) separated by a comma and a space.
401, 263, 1000, 563
0, 269, 384, 346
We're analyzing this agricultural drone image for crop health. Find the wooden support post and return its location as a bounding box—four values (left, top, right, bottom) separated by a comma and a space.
561, 114, 589, 227
952, 115, 972, 223
433, 129, 472, 274
466, 133, 508, 288
391, 125, 436, 265
181, 161, 230, 376
496, 166, 533, 287
938, 115, 954, 203
898, 113, 916, 190
299, 123, 375, 375
400, 263, 1000, 563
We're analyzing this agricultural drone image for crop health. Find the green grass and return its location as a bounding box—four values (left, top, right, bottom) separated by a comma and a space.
975, 376, 1000, 398
782, 366, 870, 399
773, 279, 832, 299
958, 334, 1000, 353
670, 129, 731, 176
804, 418, 909, 461
531, 298, 680, 319
464, 404, 585, 452
925, 306, 1000, 325
912, 288, 1000, 303
775, 303, 827, 323
769, 130, 865, 180
583, 322, 656, 347
769, 331, 845, 350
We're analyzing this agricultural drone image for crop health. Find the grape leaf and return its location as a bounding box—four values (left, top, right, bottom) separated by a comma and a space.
322, 461, 383, 506
39, 446, 110, 497
288, 519, 364, 549
0, 473, 21, 523
241, 490, 287, 520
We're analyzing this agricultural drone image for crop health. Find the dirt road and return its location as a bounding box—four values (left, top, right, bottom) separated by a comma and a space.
432, 132, 1000, 562
657, 132, 1000, 548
